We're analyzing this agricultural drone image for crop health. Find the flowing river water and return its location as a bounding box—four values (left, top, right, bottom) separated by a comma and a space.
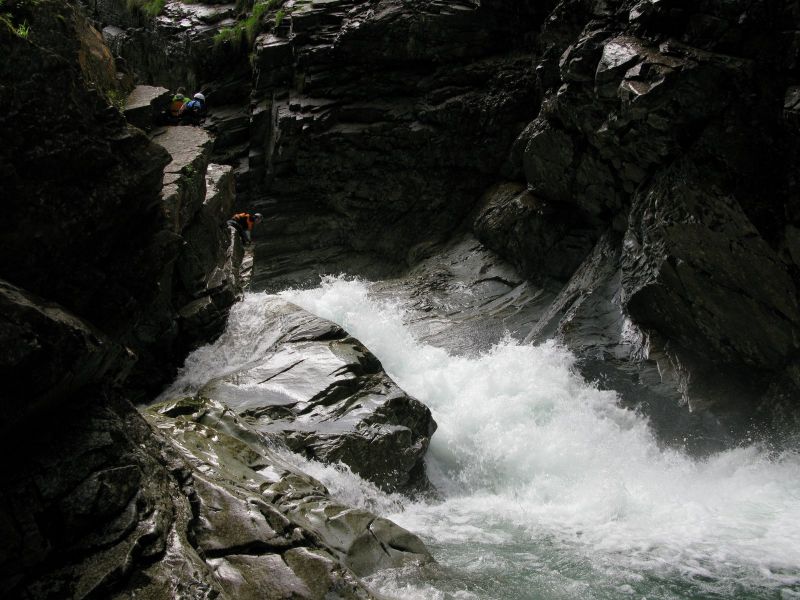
167, 277, 800, 599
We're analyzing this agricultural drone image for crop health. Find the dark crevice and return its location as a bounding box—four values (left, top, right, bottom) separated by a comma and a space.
257, 359, 307, 384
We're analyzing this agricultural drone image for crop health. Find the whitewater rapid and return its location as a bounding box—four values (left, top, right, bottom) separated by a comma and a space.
165, 277, 800, 599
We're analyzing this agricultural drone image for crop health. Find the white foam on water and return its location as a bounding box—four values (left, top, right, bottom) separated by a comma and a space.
281, 276, 800, 595
157, 293, 285, 401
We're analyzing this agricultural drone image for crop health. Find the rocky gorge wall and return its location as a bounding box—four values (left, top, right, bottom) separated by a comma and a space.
88, 0, 800, 440
5, 0, 800, 596
0, 0, 243, 405
483, 0, 800, 438
1, 2, 435, 597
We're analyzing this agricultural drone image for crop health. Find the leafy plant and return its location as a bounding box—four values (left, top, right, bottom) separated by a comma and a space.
0, 0, 34, 39
15, 18, 28, 37
106, 88, 127, 110
213, 0, 282, 51
274, 8, 285, 27
213, 23, 244, 48
245, 2, 265, 43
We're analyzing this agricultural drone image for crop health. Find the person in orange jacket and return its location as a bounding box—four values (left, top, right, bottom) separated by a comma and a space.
169, 88, 187, 121
227, 212, 263, 245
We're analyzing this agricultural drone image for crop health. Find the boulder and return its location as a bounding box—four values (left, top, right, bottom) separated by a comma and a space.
473, 182, 598, 283
522, 118, 576, 205
621, 160, 800, 411
200, 298, 437, 493
0, 279, 132, 431
123, 84, 171, 131
0, 393, 221, 599
2, 384, 413, 599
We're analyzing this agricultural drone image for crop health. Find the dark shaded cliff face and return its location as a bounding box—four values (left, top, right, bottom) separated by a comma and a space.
1, 1, 167, 332
1, 3, 433, 598
90, 0, 800, 436
1, 0, 168, 429
1, 0, 243, 408
3, 0, 800, 597
493, 0, 800, 434
249, 0, 556, 263
84, 0, 560, 281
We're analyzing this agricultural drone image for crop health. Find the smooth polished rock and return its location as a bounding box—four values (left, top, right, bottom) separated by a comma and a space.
148, 395, 432, 590
200, 298, 436, 492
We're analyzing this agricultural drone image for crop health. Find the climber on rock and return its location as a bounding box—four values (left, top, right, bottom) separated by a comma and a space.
227, 212, 263, 245
168, 87, 188, 123
179, 92, 207, 125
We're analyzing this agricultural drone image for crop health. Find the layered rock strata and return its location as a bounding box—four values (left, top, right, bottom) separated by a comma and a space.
84, 0, 558, 287
84, 0, 800, 436
148, 394, 431, 592
6, 0, 800, 592
2, 1, 435, 596
477, 0, 800, 435
0, 387, 430, 598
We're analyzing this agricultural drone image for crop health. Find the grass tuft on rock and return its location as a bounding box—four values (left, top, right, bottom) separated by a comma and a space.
213, 0, 284, 52
0, 0, 34, 39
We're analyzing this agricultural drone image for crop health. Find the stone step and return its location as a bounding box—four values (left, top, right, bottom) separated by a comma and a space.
152, 125, 214, 232
124, 85, 171, 131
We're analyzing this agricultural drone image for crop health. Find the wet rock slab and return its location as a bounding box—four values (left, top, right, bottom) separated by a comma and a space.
369, 232, 560, 355
1, 386, 427, 598
199, 298, 437, 492
123, 84, 170, 131
153, 125, 214, 231
148, 394, 432, 595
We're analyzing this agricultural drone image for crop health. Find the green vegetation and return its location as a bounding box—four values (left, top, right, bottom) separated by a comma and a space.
106, 88, 127, 110
0, 0, 34, 39
213, 24, 244, 48
213, 0, 287, 52
126, 0, 166, 18
245, 0, 269, 43
274, 8, 285, 27
15, 18, 28, 36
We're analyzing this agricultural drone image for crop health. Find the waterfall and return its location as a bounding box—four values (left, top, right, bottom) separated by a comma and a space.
166, 276, 800, 598
284, 277, 800, 599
